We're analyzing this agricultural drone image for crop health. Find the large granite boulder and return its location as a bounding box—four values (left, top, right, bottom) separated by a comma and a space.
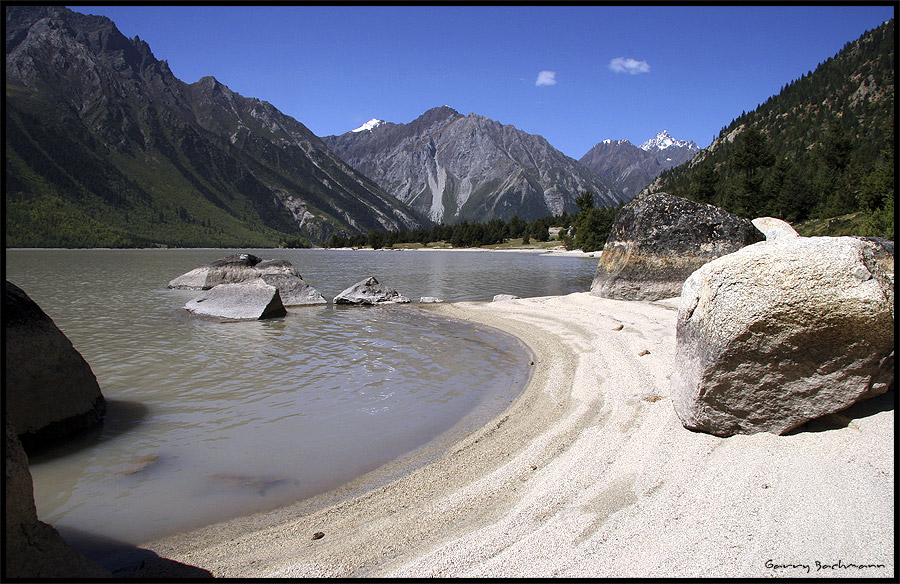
5, 413, 110, 578
4, 281, 106, 449
184, 278, 287, 320
671, 236, 894, 436
259, 274, 326, 306
333, 277, 410, 305
590, 192, 764, 301
168, 254, 300, 290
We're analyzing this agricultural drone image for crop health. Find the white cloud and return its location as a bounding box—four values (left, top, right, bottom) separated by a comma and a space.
608, 57, 650, 75
535, 70, 557, 86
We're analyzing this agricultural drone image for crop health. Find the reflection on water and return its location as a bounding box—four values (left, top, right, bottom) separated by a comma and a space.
5, 248, 596, 547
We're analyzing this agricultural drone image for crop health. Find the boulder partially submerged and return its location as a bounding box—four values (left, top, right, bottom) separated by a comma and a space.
4, 281, 106, 449
670, 236, 894, 436
184, 278, 287, 320
260, 274, 326, 306
333, 277, 410, 305
169, 253, 325, 306
168, 253, 297, 289
590, 192, 763, 301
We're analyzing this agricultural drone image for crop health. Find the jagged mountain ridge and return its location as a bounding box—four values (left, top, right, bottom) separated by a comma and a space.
579, 131, 699, 199
5, 5, 427, 247
323, 106, 626, 224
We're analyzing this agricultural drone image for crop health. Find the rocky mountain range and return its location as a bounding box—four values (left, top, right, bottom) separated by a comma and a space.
578, 131, 699, 199
5, 5, 427, 247
323, 107, 627, 224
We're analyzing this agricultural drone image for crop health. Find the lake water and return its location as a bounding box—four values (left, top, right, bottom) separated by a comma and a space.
4, 248, 597, 552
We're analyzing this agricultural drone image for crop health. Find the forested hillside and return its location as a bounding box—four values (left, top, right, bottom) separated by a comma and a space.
649, 19, 894, 239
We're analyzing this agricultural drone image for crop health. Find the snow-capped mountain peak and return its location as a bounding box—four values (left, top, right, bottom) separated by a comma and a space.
639, 130, 698, 152
351, 118, 384, 133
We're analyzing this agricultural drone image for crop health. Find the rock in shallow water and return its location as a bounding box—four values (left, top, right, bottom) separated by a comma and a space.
185, 278, 287, 320
670, 236, 894, 436
4, 280, 106, 449
333, 277, 410, 305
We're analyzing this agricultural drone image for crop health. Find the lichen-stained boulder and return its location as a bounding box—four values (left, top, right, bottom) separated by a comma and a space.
670, 236, 894, 437
259, 274, 326, 306
590, 192, 763, 301
4, 281, 106, 449
5, 414, 110, 578
184, 278, 287, 320
333, 277, 410, 305
168, 253, 300, 290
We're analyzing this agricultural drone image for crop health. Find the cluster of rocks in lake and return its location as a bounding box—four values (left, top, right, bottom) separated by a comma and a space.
591, 191, 894, 438
170, 254, 421, 320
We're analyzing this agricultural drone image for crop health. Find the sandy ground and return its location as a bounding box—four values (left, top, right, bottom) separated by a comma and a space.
136, 292, 894, 578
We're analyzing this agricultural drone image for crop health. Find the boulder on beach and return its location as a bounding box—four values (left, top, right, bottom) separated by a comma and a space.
492, 294, 521, 302
751, 216, 799, 240
4, 281, 106, 449
590, 192, 764, 301
333, 277, 410, 305
184, 278, 287, 320
168, 254, 300, 289
5, 413, 110, 578
419, 297, 444, 303
670, 236, 894, 437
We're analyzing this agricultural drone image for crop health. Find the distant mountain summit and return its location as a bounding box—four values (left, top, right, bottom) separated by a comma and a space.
5, 5, 426, 247
640, 130, 699, 153
323, 107, 625, 224
579, 131, 699, 199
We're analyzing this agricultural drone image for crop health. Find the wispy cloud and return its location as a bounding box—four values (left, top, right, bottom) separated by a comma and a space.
535, 70, 557, 86
608, 57, 650, 75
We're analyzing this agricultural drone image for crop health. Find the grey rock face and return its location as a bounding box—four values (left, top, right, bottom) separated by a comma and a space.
670, 236, 895, 436
169, 254, 325, 306
324, 106, 625, 224
168, 253, 299, 289
259, 274, 326, 306
590, 192, 763, 301
5, 414, 111, 578
4, 281, 106, 449
333, 277, 410, 305
184, 278, 287, 320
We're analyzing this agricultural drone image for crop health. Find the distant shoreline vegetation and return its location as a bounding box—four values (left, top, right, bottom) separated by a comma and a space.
325, 193, 622, 252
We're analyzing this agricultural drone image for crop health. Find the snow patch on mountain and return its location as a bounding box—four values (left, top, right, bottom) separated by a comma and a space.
352, 118, 384, 133
639, 130, 698, 152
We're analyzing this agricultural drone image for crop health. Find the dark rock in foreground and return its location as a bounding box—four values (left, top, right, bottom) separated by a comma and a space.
590, 192, 764, 301
334, 277, 410, 305
184, 278, 287, 320
4, 281, 106, 449
5, 413, 110, 578
670, 236, 894, 436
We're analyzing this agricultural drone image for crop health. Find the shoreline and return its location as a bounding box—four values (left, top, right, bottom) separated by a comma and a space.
127, 293, 893, 578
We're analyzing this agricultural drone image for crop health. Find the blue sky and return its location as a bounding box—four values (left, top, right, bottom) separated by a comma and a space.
70, 4, 895, 158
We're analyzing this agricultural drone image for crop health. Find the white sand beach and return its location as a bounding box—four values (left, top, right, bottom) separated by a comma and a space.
139, 292, 894, 578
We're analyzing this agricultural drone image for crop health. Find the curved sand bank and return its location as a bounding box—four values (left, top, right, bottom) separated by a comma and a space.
138, 292, 894, 578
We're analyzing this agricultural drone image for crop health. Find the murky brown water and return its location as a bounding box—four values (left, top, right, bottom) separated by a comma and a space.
5, 248, 596, 549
